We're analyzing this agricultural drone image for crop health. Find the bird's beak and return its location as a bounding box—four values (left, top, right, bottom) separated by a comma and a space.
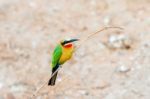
68, 38, 79, 43
62, 38, 79, 45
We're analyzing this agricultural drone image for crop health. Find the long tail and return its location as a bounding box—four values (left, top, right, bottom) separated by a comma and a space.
48, 64, 59, 86
48, 71, 58, 86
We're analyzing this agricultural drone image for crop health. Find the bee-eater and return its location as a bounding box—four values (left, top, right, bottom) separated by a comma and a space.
48, 38, 79, 86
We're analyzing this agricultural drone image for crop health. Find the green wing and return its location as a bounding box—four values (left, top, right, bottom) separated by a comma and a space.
51, 44, 62, 68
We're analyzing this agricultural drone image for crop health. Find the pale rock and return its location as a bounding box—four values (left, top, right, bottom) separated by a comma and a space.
115, 65, 130, 73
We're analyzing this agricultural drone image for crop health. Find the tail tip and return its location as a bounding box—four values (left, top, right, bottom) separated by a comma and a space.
48, 81, 55, 86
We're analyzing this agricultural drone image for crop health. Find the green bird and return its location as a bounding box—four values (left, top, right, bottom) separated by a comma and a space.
48, 38, 79, 86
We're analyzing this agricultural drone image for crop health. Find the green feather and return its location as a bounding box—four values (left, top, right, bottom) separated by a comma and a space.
51, 44, 62, 68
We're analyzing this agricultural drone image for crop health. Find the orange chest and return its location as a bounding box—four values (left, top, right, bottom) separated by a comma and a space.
59, 47, 74, 64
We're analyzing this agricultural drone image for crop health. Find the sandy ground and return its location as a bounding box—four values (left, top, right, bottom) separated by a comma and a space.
0, 0, 150, 99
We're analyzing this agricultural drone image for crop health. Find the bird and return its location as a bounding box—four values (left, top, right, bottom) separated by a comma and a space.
48, 38, 79, 86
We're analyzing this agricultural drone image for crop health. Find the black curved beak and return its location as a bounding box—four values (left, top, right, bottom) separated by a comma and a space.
68, 38, 79, 43
62, 38, 79, 45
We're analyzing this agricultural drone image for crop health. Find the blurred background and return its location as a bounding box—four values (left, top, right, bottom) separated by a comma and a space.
0, 0, 150, 99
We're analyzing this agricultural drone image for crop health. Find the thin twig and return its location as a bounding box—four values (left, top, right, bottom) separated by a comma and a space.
86, 26, 123, 40
31, 67, 61, 98
76, 26, 123, 50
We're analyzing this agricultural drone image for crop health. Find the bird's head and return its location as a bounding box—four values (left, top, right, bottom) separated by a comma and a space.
60, 38, 79, 48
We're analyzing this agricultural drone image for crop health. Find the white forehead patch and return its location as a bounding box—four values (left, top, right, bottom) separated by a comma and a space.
65, 38, 71, 41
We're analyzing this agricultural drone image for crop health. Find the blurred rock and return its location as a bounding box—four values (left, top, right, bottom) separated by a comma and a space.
103, 16, 111, 25
98, 80, 110, 89
0, 82, 4, 89
115, 65, 131, 73
78, 89, 89, 95
4, 92, 15, 99
107, 34, 132, 50
10, 83, 27, 93
93, 80, 110, 90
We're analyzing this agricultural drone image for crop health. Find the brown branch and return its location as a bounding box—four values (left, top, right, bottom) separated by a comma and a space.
76, 26, 123, 50
31, 66, 61, 98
